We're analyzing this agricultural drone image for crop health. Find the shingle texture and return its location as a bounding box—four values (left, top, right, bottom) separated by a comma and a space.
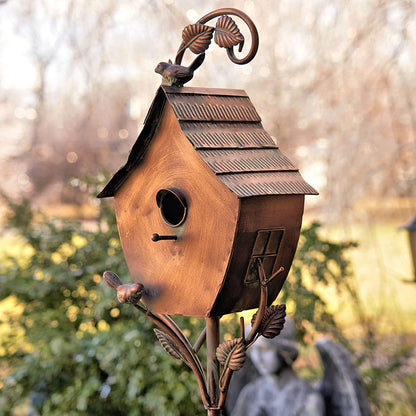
164, 86, 317, 198
98, 85, 317, 198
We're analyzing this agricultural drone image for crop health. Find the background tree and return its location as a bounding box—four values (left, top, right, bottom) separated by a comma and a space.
1, 0, 415, 220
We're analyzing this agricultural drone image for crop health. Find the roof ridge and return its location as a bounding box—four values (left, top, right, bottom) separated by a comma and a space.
194, 145, 280, 150
215, 169, 300, 175
162, 85, 248, 97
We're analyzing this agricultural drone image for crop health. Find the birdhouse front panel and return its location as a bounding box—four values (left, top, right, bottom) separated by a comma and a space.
98, 86, 317, 317
113, 103, 239, 317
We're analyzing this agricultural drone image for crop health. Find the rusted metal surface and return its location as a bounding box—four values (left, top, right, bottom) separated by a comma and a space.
151, 233, 178, 242
99, 85, 317, 199
211, 194, 305, 316
98, 84, 316, 316
155, 8, 258, 87
113, 104, 240, 317
206, 317, 220, 407
155, 53, 205, 87
244, 229, 284, 285
162, 85, 248, 96
166, 90, 259, 122
164, 87, 317, 198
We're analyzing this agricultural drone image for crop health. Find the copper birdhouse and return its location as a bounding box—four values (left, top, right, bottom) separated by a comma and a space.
98, 84, 317, 317
98, 10, 317, 318
99, 9, 319, 415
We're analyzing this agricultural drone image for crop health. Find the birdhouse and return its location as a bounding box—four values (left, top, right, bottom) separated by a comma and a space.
98, 85, 317, 317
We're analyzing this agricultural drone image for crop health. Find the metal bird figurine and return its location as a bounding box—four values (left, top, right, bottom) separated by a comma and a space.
155, 53, 205, 87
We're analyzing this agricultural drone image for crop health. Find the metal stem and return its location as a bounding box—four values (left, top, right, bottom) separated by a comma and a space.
159, 314, 206, 377
206, 316, 220, 410
194, 327, 207, 353
246, 260, 268, 344
218, 367, 233, 409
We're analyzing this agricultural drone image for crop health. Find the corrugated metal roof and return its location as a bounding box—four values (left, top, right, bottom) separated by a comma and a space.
163, 86, 317, 197
180, 122, 276, 148
167, 93, 261, 122
197, 149, 296, 174
218, 172, 318, 197
98, 85, 318, 198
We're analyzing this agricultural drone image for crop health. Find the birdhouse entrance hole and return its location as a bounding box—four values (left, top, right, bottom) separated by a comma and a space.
156, 188, 187, 227
245, 229, 284, 284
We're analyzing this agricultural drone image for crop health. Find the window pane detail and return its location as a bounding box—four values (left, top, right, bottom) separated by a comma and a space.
244, 229, 284, 285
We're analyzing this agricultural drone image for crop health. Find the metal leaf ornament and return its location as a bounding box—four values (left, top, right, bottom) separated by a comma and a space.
214, 15, 244, 49
182, 23, 214, 54
216, 338, 246, 371
252, 304, 286, 339
154, 329, 189, 367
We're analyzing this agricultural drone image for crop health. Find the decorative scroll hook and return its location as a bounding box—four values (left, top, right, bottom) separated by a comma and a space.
155, 8, 259, 87
175, 7, 259, 66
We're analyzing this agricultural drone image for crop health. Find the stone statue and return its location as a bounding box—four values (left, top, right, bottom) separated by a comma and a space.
230, 318, 324, 416
228, 319, 370, 416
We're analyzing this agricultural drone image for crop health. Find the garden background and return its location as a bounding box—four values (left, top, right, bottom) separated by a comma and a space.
1, 0, 415, 414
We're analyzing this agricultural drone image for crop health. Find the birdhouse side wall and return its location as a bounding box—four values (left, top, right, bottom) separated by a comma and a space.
210, 194, 305, 316
113, 104, 239, 317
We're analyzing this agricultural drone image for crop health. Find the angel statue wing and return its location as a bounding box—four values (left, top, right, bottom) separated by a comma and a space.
316, 338, 371, 416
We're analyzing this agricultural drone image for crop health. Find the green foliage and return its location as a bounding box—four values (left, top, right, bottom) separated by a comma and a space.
281, 222, 358, 345
358, 338, 416, 415
286, 224, 416, 416
0, 183, 204, 416
0, 181, 392, 415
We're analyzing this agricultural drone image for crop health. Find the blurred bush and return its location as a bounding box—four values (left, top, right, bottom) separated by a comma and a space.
0, 179, 206, 415
0, 178, 414, 415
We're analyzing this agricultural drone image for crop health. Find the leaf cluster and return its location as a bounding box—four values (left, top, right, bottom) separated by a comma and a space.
175, 15, 244, 64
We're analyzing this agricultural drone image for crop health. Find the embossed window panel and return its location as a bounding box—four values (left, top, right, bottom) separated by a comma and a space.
244, 229, 284, 285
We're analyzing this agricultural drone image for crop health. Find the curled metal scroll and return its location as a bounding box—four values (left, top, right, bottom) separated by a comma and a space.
175, 8, 259, 66
155, 8, 259, 87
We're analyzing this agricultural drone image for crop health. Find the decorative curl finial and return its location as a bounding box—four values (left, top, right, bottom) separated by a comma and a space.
155, 8, 259, 87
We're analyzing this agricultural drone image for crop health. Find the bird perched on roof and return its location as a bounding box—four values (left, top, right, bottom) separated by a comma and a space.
155, 53, 205, 87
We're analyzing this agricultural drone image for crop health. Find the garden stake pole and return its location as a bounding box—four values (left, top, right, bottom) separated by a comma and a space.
206, 316, 221, 415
